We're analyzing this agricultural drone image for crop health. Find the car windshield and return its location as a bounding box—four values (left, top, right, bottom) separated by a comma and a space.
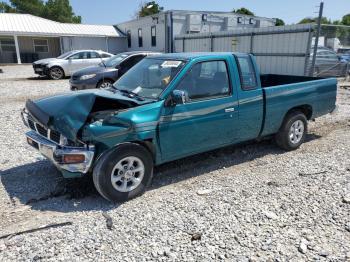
103, 54, 129, 67
113, 58, 185, 99
57, 51, 76, 59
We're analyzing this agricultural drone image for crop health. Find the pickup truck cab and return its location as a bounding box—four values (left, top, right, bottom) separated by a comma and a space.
22, 52, 337, 202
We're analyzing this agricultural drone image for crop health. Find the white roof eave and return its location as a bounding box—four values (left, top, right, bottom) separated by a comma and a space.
0, 13, 124, 38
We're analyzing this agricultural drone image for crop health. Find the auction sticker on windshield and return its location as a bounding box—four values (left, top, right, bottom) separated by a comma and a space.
161, 61, 183, 68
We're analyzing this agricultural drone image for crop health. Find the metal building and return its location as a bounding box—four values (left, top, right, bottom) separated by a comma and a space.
116, 10, 276, 53
174, 24, 314, 76
0, 13, 126, 64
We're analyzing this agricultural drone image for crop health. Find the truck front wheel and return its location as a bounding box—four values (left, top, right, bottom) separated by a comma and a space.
275, 111, 307, 151
93, 144, 154, 202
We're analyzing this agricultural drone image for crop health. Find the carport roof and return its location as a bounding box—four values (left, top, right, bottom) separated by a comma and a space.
0, 13, 124, 38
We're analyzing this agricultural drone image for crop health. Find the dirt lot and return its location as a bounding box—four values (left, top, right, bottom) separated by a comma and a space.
0, 65, 350, 261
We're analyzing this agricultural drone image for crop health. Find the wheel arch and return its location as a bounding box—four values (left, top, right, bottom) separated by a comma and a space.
48, 65, 66, 77
94, 140, 156, 169
96, 78, 115, 88
284, 105, 313, 121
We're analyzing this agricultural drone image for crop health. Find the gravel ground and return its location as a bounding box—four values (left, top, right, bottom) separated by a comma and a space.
0, 65, 350, 261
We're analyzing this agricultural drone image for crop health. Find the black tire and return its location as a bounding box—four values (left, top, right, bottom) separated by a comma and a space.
49, 66, 65, 80
93, 143, 154, 202
97, 79, 114, 89
275, 111, 307, 151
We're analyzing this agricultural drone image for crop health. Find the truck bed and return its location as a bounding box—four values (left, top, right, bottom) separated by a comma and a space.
260, 74, 321, 88
260, 75, 337, 137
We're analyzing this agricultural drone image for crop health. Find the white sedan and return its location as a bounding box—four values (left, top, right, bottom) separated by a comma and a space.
32, 50, 113, 80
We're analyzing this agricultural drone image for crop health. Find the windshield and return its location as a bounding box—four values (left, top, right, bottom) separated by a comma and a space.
113, 58, 185, 99
57, 51, 76, 59
104, 54, 129, 67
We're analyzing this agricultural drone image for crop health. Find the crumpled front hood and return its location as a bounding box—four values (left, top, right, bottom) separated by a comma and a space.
25, 89, 146, 141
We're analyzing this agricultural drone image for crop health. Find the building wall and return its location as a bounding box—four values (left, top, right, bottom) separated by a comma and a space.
61, 36, 127, 54
117, 11, 276, 53
0, 36, 16, 63
117, 14, 167, 53
18, 36, 60, 60
0, 35, 60, 63
175, 24, 313, 76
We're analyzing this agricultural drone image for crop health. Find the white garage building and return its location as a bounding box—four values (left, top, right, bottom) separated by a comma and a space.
0, 13, 126, 64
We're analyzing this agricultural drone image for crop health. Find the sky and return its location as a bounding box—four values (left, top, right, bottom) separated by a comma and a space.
3, 0, 349, 25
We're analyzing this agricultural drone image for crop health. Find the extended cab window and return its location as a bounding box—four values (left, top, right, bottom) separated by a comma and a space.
237, 55, 258, 90
175, 61, 230, 101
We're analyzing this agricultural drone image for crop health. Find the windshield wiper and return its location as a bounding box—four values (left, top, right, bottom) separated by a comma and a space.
118, 89, 145, 101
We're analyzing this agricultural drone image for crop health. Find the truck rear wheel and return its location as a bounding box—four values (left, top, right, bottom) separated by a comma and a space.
275, 111, 307, 151
93, 143, 153, 202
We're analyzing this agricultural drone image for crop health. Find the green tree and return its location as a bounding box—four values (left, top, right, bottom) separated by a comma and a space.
0, 2, 16, 13
42, 0, 81, 23
274, 18, 285, 26
298, 17, 331, 24
233, 7, 255, 16
9, 0, 44, 15
138, 1, 163, 17
0, 0, 81, 23
341, 14, 350, 26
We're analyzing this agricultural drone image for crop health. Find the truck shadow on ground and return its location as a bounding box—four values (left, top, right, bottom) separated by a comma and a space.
0, 133, 321, 213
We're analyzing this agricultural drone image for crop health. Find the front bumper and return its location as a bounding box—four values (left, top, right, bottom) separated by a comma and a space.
26, 130, 95, 174
33, 64, 49, 76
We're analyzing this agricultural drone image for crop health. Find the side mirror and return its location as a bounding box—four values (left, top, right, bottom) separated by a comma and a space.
171, 90, 189, 105
115, 65, 121, 70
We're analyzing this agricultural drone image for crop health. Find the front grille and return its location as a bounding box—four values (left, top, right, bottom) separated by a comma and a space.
24, 111, 85, 148
28, 118, 36, 130
26, 114, 61, 145
36, 124, 48, 137
72, 75, 79, 81
33, 64, 43, 69
49, 130, 61, 144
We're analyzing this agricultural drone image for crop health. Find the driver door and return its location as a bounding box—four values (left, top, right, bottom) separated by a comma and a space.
67, 51, 88, 74
159, 59, 239, 161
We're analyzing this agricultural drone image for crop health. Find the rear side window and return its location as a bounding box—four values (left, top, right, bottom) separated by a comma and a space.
121, 55, 145, 69
89, 52, 100, 59
237, 55, 258, 90
69, 52, 88, 60
101, 53, 111, 58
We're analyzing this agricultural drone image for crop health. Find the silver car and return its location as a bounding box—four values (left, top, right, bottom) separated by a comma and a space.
33, 50, 114, 80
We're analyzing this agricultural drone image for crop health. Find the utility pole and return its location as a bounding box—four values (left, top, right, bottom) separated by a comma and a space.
310, 1, 324, 76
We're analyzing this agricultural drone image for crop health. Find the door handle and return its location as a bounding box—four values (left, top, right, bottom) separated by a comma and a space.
225, 108, 235, 113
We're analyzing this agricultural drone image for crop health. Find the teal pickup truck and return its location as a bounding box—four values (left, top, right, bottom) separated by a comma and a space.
21, 52, 337, 202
